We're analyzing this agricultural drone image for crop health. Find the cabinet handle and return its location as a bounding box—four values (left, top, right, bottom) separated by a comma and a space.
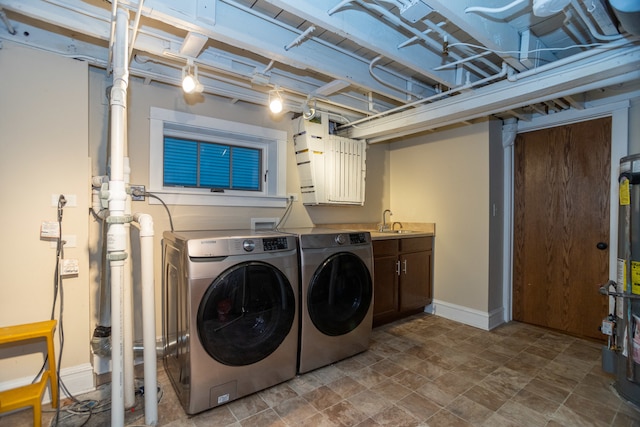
396, 260, 401, 276
403, 259, 407, 274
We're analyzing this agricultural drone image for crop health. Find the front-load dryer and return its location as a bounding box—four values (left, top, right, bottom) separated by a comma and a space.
284, 228, 374, 374
162, 230, 299, 415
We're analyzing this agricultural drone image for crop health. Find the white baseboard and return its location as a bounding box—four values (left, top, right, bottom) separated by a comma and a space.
426, 300, 505, 331
0, 363, 94, 405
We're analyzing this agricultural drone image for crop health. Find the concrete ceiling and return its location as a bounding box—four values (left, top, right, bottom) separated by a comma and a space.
0, 0, 638, 142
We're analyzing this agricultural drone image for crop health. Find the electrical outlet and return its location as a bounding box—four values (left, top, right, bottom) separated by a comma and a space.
287, 193, 299, 202
130, 185, 146, 201
60, 259, 79, 276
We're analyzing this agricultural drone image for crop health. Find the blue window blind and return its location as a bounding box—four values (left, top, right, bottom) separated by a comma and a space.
163, 137, 262, 191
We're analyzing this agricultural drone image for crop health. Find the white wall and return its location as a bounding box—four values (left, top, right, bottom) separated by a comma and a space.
0, 42, 92, 391
388, 120, 499, 328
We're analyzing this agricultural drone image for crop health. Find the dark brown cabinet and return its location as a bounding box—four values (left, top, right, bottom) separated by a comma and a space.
372, 236, 433, 326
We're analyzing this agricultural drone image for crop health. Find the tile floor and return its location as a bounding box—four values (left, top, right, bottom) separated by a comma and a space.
3, 313, 640, 426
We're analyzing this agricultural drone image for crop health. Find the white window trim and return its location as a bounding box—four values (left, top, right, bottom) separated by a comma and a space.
149, 107, 288, 207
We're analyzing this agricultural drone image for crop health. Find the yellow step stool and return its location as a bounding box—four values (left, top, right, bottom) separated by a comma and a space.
0, 320, 58, 427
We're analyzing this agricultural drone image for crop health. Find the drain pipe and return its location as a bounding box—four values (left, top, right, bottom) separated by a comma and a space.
108, 5, 129, 426
132, 213, 158, 426
123, 156, 135, 410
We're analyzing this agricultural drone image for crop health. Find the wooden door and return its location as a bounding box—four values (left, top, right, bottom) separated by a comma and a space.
513, 117, 611, 340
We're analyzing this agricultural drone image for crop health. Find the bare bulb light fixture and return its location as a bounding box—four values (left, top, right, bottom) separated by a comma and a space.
302, 98, 316, 120
181, 59, 204, 94
268, 87, 284, 114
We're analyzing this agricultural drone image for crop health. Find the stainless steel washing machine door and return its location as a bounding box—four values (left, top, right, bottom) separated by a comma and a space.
308, 252, 373, 336
197, 260, 296, 366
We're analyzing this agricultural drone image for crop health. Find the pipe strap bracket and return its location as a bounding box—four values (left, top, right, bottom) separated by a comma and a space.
107, 214, 134, 224
107, 252, 128, 261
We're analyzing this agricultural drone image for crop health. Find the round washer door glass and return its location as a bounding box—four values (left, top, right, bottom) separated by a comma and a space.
197, 261, 295, 366
308, 252, 372, 336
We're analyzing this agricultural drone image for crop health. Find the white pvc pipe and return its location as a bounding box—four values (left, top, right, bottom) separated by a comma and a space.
123, 156, 135, 410
133, 213, 158, 426
109, 5, 129, 427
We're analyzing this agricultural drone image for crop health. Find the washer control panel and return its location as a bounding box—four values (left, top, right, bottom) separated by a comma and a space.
262, 237, 289, 251
242, 239, 256, 252
349, 233, 369, 245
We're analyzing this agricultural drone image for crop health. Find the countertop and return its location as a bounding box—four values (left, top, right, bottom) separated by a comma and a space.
316, 222, 435, 241
368, 230, 434, 241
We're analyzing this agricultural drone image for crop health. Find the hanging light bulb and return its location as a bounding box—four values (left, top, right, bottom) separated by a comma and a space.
181, 59, 204, 94
269, 87, 284, 114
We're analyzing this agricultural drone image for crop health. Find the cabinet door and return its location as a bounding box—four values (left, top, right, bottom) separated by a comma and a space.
399, 250, 431, 311
373, 254, 399, 318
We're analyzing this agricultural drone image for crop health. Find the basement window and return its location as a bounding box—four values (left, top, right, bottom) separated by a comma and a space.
149, 107, 288, 207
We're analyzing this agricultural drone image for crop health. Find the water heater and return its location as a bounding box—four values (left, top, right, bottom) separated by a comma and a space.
609, 154, 640, 405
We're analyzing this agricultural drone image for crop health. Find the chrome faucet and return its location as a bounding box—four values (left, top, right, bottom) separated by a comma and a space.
380, 209, 392, 231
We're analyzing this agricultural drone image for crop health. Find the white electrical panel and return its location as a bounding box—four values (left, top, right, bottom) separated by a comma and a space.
294, 113, 366, 206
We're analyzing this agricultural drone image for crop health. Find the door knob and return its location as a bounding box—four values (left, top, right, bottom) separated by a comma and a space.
596, 242, 608, 250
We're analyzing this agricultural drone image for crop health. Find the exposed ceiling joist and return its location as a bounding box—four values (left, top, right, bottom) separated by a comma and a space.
0, 0, 637, 140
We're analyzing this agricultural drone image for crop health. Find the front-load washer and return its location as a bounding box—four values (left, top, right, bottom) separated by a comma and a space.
162, 229, 299, 415
284, 228, 374, 374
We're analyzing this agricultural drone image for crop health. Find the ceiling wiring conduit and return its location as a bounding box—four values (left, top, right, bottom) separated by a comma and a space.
464, 0, 527, 15
396, 21, 444, 48
422, 18, 499, 76
127, 0, 144, 62
107, 0, 118, 75
331, 0, 492, 82
342, 61, 509, 129
433, 51, 492, 70
423, 17, 503, 74
284, 25, 315, 51
507, 36, 637, 81
369, 55, 424, 99
0, 8, 16, 35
